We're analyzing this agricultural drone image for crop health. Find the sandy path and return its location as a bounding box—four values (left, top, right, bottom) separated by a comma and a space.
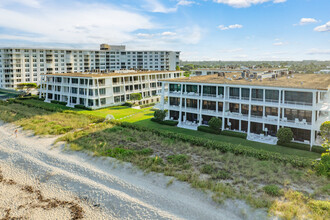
0, 122, 267, 219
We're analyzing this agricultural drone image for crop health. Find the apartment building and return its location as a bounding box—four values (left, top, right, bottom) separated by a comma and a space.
0, 44, 180, 89
191, 68, 289, 77
160, 73, 330, 147
40, 70, 183, 109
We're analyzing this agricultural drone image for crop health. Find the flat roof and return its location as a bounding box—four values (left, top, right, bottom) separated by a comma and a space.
192, 68, 288, 72
162, 73, 330, 90
43, 71, 184, 78
0, 47, 180, 53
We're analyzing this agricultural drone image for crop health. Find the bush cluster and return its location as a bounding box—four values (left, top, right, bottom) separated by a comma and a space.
151, 118, 178, 126
221, 130, 247, 139
197, 125, 221, 134
153, 110, 167, 121
313, 152, 330, 177
109, 121, 313, 168
208, 117, 222, 131
277, 127, 293, 145
122, 102, 133, 107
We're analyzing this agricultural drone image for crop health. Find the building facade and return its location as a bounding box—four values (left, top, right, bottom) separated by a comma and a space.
40, 70, 183, 109
160, 73, 330, 147
0, 44, 180, 89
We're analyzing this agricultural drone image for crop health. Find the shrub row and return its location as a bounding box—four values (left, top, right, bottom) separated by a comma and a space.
51, 100, 67, 106
197, 126, 221, 134
221, 130, 247, 139
280, 142, 326, 154
11, 99, 72, 112
109, 121, 313, 168
74, 104, 92, 110
140, 103, 156, 108
150, 118, 178, 126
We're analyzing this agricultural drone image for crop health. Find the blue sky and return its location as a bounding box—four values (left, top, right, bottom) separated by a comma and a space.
0, 0, 329, 61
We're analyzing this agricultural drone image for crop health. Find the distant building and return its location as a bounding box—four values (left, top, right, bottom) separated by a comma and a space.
190, 68, 289, 78
317, 69, 330, 74
0, 44, 180, 89
40, 70, 184, 109
159, 73, 330, 147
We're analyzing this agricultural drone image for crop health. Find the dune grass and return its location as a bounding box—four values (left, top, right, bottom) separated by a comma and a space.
59, 123, 329, 213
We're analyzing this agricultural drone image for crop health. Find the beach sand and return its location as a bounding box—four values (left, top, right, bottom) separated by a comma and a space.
0, 121, 267, 219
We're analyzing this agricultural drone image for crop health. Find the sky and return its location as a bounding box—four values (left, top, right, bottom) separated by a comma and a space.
0, 0, 329, 61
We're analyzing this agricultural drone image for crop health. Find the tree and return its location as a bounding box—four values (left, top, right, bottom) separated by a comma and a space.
208, 117, 222, 131
320, 121, 330, 145
314, 121, 330, 177
154, 110, 167, 121
276, 128, 293, 145
130, 93, 142, 105
17, 83, 38, 95
176, 65, 181, 71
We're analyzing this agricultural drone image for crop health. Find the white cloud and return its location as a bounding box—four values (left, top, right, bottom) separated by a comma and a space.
218, 24, 243, 30
161, 31, 177, 36
0, 1, 154, 44
177, 0, 195, 6
307, 48, 330, 55
143, 0, 177, 13
143, 0, 195, 13
298, 18, 318, 25
0, 0, 41, 8
314, 21, 330, 32
273, 42, 284, 46
213, 0, 286, 8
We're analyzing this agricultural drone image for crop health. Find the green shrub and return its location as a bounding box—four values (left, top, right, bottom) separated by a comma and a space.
208, 117, 222, 131
154, 109, 167, 121
151, 118, 178, 126
313, 153, 330, 177
263, 184, 283, 197
277, 128, 293, 145
280, 142, 326, 154
197, 125, 221, 134
167, 154, 189, 165
122, 102, 133, 107
200, 164, 215, 174
221, 130, 247, 139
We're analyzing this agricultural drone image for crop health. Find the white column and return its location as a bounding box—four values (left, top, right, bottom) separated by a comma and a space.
198, 85, 204, 125
85, 78, 90, 107
277, 89, 282, 130
39, 76, 43, 99
310, 91, 317, 149
97, 78, 101, 107
222, 86, 227, 130
122, 76, 127, 102
160, 83, 165, 110
178, 84, 184, 125
247, 88, 252, 135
